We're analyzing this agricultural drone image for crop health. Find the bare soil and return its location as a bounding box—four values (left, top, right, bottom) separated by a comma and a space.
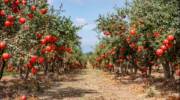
0, 63, 179, 100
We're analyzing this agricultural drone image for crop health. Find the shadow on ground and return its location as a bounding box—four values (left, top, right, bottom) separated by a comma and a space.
38, 87, 98, 99
114, 73, 180, 95
0, 69, 91, 99
38, 69, 98, 99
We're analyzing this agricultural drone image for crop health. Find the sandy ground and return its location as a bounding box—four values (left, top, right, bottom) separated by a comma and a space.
1, 63, 179, 100
38, 63, 152, 100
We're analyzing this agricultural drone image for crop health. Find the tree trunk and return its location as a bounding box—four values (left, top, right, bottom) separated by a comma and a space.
148, 66, 152, 76
19, 67, 24, 79
51, 65, 54, 72
162, 61, 171, 79
25, 68, 30, 80
44, 62, 48, 75
0, 58, 5, 80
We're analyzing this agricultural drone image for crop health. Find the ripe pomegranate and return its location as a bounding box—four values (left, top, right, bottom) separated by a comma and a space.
4, 20, 13, 27
163, 39, 169, 45
50, 45, 57, 51
156, 49, 163, 56
7, 15, 14, 21
166, 43, 173, 48
22, 0, 27, 5
44, 35, 52, 42
36, 33, 43, 39
31, 67, 38, 75
160, 45, 167, 51
38, 57, 45, 64
50, 36, 58, 43
153, 32, 160, 38
15, 0, 20, 5
108, 64, 113, 69
31, 5, 36, 11
4, 0, 9, 4
45, 45, 52, 52
40, 39, 47, 45
19, 17, 26, 24
41, 49, 46, 54
40, 8, 48, 14
130, 29, 136, 35
0, 41, 6, 49
2, 53, 11, 60
28, 13, 34, 19
30, 55, 38, 64
111, 51, 115, 55
0, 10, 6, 16
20, 95, 27, 100
27, 63, 32, 69
103, 31, 111, 36
12, 7, 19, 13
66, 48, 72, 53
167, 35, 175, 41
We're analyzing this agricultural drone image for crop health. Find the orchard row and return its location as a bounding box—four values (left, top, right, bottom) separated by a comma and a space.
91, 0, 180, 79
0, 0, 84, 81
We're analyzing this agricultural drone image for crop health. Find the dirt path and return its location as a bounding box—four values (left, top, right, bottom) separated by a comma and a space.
1, 63, 178, 100
38, 62, 147, 100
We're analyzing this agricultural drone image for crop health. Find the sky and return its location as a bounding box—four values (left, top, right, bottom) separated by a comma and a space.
48, 0, 127, 53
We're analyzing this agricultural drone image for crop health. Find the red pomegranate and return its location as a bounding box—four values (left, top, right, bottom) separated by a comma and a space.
104, 31, 111, 36
167, 35, 175, 41
45, 45, 52, 52
50, 36, 58, 43
15, 0, 20, 5
166, 43, 173, 48
156, 49, 163, 56
153, 32, 160, 38
38, 57, 45, 64
19, 17, 26, 24
44, 35, 52, 42
40, 8, 48, 14
4, 20, 13, 27
31, 67, 38, 75
2, 53, 11, 60
163, 39, 169, 45
66, 48, 72, 53
160, 45, 167, 51
40, 39, 47, 45
30, 55, 38, 64
22, 0, 27, 5
130, 29, 136, 35
0, 10, 6, 16
28, 13, 34, 19
4, 0, 9, 4
7, 15, 14, 21
0, 41, 7, 49
31, 5, 36, 11
108, 63, 113, 69
36, 33, 43, 39
20, 95, 27, 100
